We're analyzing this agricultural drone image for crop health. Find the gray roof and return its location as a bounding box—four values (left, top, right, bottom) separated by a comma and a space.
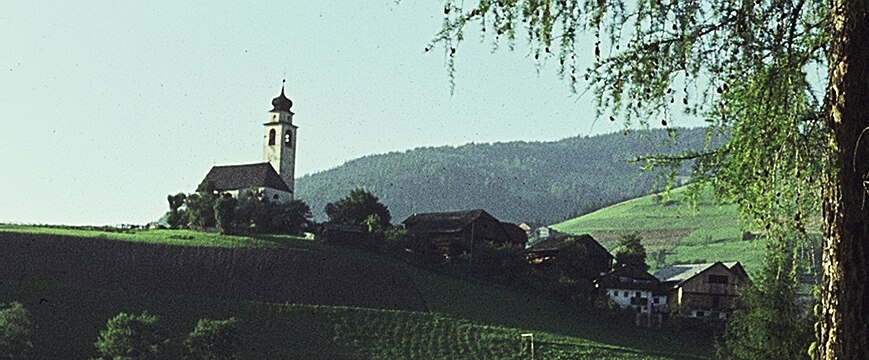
654, 262, 740, 283
402, 209, 492, 233
201, 163, 291, 192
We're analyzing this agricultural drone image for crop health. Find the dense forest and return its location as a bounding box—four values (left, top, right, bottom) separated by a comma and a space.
296, 127, 718, 224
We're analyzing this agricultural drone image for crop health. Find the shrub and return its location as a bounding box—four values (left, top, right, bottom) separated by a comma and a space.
94, 312, 167, 360
0, 302, 34, 359
183, 317, 242, 360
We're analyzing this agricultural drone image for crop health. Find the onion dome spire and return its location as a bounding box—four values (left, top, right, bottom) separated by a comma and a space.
270, 79, 293, 112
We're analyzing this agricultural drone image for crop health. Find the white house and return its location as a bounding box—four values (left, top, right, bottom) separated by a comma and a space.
595, 264, 665, 326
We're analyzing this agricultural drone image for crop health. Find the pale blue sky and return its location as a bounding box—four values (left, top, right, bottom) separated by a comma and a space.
0, 1, 702, 225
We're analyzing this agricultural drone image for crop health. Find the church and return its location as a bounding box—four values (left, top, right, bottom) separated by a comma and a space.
199, 83, 298, 203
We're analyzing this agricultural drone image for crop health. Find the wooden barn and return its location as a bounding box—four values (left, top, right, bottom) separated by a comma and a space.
402, 209, 525, 259
526, 234, 614, 277
654, 261, 750, 320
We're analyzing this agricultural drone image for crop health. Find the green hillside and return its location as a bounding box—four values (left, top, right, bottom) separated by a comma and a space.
296, 127, 721, 224
0, 225, 711, 359
551, 186, 766, 275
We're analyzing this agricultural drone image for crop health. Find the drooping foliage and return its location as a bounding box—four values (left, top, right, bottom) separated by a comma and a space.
429, 0, 832, 356
718, 239, 814, 360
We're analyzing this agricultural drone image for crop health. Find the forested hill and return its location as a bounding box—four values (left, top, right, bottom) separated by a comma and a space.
296, 127, 717, 224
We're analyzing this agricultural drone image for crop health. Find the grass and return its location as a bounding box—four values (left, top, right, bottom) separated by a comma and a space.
0, 279, 702, 359
0, 224, 310, 249
551, 186, 765, 274
0, 224, 714, 359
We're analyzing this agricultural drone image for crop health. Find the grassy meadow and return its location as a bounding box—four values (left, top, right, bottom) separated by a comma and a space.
0, 225, 712, 359
551, 186, 767, 274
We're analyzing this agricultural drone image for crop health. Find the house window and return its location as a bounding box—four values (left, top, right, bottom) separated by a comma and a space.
623, 291, 629, 297
635, 291, 641, 298
695, 311, 705, 318
272, 194, 279, 200
653, 298, 659, 304
268, 129, 276, 145
708, 275, 729, 284
712, 296, 721, 309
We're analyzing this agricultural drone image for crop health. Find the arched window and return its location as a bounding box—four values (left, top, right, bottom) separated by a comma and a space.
284, 131, 292, 147
268, 129, 276, 145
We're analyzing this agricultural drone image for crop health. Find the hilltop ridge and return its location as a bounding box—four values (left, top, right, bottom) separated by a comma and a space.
296, 127, 718, 224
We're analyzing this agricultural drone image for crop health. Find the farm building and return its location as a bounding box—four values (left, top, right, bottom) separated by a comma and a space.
654, 261, 749, 320
595, 264, 666, 326
526, 234, 614, 276
402, 209, 523, 259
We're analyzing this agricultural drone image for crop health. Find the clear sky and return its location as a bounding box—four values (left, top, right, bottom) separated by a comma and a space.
0, 1, 703, 225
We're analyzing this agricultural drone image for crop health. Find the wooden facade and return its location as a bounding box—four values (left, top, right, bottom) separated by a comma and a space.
402, 209, 524, 259
655, 262, 749, 319
526, 234, 614, 277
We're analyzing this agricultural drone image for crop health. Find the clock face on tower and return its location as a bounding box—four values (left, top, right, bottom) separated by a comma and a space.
284, 131, 292, 146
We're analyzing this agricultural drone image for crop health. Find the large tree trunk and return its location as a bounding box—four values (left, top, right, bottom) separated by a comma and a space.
818, 0, 869, 358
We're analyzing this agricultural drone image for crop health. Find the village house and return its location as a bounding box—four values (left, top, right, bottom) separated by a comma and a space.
595, 264, 666, 326
654, 261, 749, 320
526, 234, 614, 276
198, 83, 298, 203
402, 209, 525, 259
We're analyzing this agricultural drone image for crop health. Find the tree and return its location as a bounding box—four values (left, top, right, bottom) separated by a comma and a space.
187, 181, 219, 229
94, 312, 167, 360
324, 189, 391, 228
270, 199, 312, 235
719, 240, 813, 359
614, 233, 648, 272
0, 302, 34, 360
430, 0, 868, 357
166, 193, 188, 229
552, 237, 602, 281
213, 195, 238, 235
183, 318, 242, 360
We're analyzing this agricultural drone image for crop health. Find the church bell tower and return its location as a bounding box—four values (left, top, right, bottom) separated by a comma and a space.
263, 81, 297, 198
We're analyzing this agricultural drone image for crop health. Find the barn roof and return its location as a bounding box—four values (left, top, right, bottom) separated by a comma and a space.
596, 264, 659, 291
402, 209, 493, 233
527, 234, 612, 259
500, 222, 529, 245
654, 261, 741, 283
201, 162, 291, 192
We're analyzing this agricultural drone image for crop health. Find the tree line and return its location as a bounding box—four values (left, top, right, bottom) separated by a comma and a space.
165, 181, 312, 236
296, 127, 715, 224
